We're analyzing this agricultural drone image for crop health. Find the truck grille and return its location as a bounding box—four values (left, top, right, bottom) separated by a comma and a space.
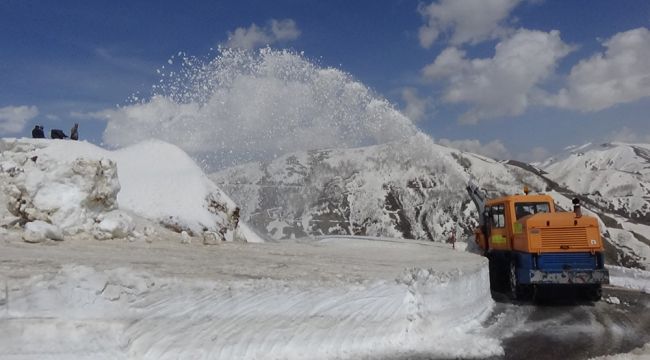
537, 253, 596, 271
540, 227, 589, 249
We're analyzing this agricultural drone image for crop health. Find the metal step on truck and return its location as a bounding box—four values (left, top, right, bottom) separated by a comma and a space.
466, 181, 609, 301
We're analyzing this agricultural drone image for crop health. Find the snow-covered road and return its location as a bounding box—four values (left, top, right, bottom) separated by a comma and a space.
0, 234, 502, 359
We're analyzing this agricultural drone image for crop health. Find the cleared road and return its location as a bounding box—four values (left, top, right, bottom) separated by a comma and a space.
487, 287, 650, 359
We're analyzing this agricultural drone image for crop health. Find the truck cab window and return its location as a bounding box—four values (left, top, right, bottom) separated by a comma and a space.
491, 205, 505, 228
515, 202, 550, 220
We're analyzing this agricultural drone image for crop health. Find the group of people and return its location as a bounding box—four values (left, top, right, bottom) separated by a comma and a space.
32, 123, 79, 140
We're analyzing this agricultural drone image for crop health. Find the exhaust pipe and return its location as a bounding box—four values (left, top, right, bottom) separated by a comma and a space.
572, 198, 582, 218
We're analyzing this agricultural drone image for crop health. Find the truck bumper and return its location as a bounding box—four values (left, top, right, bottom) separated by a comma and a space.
528, 269, 609, 284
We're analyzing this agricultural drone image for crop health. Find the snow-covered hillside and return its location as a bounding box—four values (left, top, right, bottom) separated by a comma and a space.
212, 135, 650, 269
544, 142, 650, 224
0, 138, 259, 243
211, 134, 547, 241
536, 142, 650, 269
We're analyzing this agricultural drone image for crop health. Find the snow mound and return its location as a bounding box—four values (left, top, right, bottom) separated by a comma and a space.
0, 138, 261, 243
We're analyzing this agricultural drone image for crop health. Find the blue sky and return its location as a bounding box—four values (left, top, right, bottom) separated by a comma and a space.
1, 0, 649, 162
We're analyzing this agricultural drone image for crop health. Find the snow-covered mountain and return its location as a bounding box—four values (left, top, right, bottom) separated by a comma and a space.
211, 134, 546, 241
212, 135, 650, 269
543, 142, 650, 224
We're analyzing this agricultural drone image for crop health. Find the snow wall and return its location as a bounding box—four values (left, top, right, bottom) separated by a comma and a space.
0, 138, 260, 243
0, 256, 500, 359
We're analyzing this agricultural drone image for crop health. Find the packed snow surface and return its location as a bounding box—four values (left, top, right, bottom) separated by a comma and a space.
0, 234, 500, 359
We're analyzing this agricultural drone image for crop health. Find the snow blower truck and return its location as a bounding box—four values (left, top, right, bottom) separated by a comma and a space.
466, 181, 609, 301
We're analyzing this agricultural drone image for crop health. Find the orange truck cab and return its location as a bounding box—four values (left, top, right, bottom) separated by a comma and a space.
468, 184, 608, 300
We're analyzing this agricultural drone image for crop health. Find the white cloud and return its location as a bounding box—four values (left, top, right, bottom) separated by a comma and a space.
0, 105, 39, 134
549, 27, 650, 112
401, 88, 432, 122
269, 19, 301, 41
418, 0, 521, 48
224, 19, 301, 50
437, 138, 510, 160
423, 29, 572, 124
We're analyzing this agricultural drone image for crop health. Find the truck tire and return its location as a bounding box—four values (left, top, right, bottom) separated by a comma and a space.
509, 260, 532, 301
586, 284, 602, 302
509, 261, 518, 300
488, 254, 509, 292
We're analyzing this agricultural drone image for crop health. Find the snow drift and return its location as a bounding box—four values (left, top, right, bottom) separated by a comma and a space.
0, 138, 258, 242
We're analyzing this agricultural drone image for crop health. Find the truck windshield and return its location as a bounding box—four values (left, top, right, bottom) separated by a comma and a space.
515, 202, 550, 219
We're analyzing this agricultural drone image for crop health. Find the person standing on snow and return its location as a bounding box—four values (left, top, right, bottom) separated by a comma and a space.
31, 125, 45, 138
70, 123, 79, 140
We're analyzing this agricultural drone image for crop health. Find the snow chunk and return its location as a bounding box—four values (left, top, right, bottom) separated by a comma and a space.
0, 140, 120, 235
605, 296, 621, 305
92, 210, 134, 240
22, 220, 64, 242
180, 231, 191, 244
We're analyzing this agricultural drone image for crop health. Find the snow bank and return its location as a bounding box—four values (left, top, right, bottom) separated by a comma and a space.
0, 238, 500, 359
0, 138, 261, 243
608, 265, 650, 293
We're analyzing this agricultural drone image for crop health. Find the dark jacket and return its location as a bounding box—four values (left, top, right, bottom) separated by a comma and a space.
70, 123, 79, 140
32, 126, 45, 138
50, 129, 68, 139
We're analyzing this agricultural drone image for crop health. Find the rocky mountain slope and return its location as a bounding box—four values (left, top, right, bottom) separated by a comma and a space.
212, 135, 650, 269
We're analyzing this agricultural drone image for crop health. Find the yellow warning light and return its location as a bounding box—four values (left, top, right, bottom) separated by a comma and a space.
524, 185, 530, 195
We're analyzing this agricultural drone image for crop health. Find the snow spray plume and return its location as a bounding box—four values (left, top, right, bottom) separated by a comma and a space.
102, 48, 418, 170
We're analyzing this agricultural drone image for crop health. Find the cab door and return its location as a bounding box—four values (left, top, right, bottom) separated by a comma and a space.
488, 203, 510, 250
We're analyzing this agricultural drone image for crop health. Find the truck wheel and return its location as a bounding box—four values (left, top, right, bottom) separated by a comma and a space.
509, 261, 519, 300
488, 254, 506, 292
587, 285, 602, 302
